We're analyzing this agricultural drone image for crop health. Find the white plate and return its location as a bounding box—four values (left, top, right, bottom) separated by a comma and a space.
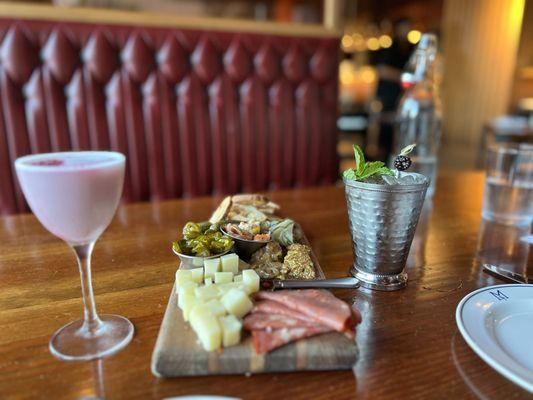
456, 284, 533, 393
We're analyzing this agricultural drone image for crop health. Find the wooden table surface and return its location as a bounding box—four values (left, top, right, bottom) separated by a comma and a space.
1, 171, 532, 400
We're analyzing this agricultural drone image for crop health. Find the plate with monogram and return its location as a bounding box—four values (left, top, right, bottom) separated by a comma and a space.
456, 284, 533, 393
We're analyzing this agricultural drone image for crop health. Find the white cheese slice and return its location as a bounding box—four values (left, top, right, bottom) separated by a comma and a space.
206, 299, 226, 317
214, 271, 233, 284
219, 314, 242, 347
175, 269, 193, 286
204, 258, 221, 279
221, 253, 239, 275
221, 288, 253, 318
189, 304, 221, 351
177, 281, 198, 304
190, 267, 204, 283
181, 293, 203, 321
194, 285, 220, 301
242, 269, 260, 294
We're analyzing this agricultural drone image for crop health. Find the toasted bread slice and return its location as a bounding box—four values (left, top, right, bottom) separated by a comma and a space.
209, 196, 231, 224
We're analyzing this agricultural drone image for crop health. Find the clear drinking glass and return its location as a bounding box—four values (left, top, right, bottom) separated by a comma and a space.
481, 143, 533, 226
15, 151, 134, 361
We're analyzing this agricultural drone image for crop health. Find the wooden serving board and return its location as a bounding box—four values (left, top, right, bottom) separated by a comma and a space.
151, 227, 358, 377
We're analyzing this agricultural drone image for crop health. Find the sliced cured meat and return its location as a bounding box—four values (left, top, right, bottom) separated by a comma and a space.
251, 325, 332, 354
251, 300, 312, 323
254, 290, 356, 333
243, 312, 316, 331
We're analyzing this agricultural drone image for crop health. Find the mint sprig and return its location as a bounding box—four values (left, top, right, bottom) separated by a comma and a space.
342, 145, 395, 181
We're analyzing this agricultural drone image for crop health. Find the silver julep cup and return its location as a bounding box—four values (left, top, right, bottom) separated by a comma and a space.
344, 173, 429, 291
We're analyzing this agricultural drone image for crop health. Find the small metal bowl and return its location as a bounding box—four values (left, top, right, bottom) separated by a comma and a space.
172, 246, 231, 269
220, 225, 271, 261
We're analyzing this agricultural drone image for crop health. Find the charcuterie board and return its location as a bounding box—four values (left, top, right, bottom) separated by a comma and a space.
151, 196, 358, 377
151, 256, 358, 377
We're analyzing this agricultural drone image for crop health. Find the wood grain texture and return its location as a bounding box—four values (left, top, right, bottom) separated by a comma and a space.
0, 171, 532, 399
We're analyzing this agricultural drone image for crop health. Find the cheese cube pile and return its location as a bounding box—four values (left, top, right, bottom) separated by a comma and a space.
175, 253, 260, 351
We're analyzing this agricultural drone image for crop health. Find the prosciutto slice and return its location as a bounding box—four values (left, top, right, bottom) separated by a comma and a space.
243, 312, 316, 331
245, 289, 362, 354
251, 300, 315, 322
251, 326, 332, 354
254, 289, 359, 333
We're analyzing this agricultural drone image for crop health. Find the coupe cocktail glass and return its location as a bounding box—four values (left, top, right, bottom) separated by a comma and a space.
15, 151, 134, 361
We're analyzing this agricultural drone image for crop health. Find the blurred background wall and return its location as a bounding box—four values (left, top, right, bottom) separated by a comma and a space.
3, 0, 532, 173
440, 0, 526, 170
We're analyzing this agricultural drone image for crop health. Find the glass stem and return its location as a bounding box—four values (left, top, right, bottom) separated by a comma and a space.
72, 242, 102, 333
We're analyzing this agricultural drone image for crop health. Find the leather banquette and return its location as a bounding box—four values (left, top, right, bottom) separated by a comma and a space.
0, 5, 340, 214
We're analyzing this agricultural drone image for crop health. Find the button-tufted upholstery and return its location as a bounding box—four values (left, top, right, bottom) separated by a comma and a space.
0, 14, 340, 214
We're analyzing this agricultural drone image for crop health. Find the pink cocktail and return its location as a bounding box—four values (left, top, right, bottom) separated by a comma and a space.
15, 151, 134, 361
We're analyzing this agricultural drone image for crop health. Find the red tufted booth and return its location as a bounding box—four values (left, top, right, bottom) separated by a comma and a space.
0, 5, 340, 214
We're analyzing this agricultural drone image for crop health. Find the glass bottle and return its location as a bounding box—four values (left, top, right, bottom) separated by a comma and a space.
394, 33, 442, 198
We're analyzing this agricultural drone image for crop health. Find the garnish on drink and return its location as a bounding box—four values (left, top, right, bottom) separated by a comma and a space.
342, 144, 416, 182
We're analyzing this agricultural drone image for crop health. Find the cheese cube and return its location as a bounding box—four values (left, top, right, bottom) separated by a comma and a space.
206, 299, 226, 317
195, 285, 220, 301
190, 267, 204, 283
178, 291, 193, 310
219, 315, 242, 347
221, 253, 239, 275
216, 282, 246, 296
181, 292, 203, 321
204, 277, 213, 286
189, 304, 221, 351
242, 269, 260, 294
233, 274, 243, 282
192, 257, 204, 267
204, 258, 221, 279
177, 281, 198, 301
221, 288, 253, 318
175, 269, 193, 286
215, 271, 233, 284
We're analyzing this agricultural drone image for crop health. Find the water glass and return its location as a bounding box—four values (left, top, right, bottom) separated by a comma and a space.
481, 144, 533, 226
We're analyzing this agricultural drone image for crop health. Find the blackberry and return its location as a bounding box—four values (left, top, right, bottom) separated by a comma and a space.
394, 155, 411, 171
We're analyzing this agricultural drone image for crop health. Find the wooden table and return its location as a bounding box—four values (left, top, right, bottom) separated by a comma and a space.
1, 171, 531, 399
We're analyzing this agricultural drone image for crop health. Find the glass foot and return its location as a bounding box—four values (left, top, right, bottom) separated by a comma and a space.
49, 314, 134, 361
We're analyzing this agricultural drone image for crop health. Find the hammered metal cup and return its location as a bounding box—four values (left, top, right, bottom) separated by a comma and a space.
344, 173, 429, 291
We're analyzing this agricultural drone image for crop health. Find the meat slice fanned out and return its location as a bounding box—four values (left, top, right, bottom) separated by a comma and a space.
254, 289, 358, 333
245, 289, 362, 354
251, 326, 333, 354
251, 300, 317, 323
243, 312, 316, 331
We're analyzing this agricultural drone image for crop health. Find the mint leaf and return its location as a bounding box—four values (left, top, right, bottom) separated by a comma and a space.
353, 145, 365, 175
343, 168, 356, 180
358, 161, 385, 180
376, 166, 395, 176
342, 145, 395, 181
